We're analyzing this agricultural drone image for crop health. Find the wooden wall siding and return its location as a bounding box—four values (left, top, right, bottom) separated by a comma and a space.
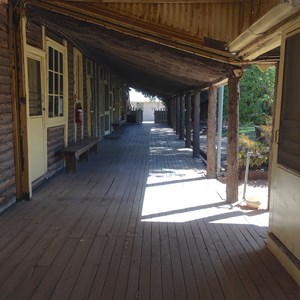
26, 21, 42, 49
76, 122, 82, 141
47, 126, 64, 176
0, 3, 16, 210
68, 43, 75, 145
45, 28, 64, 45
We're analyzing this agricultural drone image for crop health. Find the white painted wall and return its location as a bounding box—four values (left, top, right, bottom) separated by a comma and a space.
131, 102, 165, 121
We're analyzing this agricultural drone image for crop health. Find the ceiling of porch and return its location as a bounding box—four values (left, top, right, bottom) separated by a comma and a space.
24, 0, 300, 99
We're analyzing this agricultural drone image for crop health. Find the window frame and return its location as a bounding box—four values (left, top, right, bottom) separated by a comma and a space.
46, 38, 68, 127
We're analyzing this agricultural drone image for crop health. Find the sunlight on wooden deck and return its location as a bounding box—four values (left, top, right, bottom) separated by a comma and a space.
0, 123, 298, 299
142, 126, 269, 225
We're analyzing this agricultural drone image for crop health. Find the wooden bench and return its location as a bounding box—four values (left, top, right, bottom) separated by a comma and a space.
62, 137, 98, 173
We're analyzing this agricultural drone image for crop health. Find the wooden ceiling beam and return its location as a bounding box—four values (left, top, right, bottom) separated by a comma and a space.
26, 0, 240, 65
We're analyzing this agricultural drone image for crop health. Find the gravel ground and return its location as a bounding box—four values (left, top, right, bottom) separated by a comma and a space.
213, 178, 269, 210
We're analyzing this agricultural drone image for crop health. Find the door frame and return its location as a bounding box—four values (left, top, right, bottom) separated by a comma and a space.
73, 48, 84, 141
267, 21, 300, 286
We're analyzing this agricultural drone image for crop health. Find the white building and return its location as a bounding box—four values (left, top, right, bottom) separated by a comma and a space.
130, 89, 165, 122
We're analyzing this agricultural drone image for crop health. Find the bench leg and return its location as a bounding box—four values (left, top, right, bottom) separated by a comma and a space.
79, 150, 89, 162
65, 154, 77, 173
90, 144, 98, 155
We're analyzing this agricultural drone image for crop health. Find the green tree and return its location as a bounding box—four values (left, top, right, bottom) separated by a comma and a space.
222, 65, 276, 125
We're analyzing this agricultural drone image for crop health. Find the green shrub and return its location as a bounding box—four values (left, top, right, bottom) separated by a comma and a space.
239, 134, 269, 169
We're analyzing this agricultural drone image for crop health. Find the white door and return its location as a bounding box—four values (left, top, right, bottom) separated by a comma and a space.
270, 25, 300, 261
27, 54, 46, 184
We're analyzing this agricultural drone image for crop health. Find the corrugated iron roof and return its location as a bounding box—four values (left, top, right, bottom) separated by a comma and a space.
24, 0, 294, 98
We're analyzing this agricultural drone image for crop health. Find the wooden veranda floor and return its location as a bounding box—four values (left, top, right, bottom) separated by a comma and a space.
0, 123, 299, 300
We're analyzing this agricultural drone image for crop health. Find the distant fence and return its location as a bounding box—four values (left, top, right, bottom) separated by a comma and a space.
127, 109, 143, 124
154, 109, 168, 124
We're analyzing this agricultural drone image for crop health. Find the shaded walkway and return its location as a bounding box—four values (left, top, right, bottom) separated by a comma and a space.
0, 123, 299, 299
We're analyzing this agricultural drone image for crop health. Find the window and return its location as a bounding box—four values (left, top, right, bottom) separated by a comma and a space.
48, 45, 64, 118
27, 58, 42, 116
278, 32, 300, 173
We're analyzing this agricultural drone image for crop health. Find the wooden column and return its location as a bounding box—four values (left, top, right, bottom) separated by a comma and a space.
226, 71, 241, 203
10, 9, 30, 199
207, 85, 217, 178
193, 91, 200, 158
185, 92, 192, 148
167, 100, 172, 127
176, 96, 180, 135
179, 94, 185, 140
172, 98, 176, 130
8, 2, 22, 199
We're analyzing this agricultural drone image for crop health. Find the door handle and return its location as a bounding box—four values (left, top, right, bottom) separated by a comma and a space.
275, 130, 279, 144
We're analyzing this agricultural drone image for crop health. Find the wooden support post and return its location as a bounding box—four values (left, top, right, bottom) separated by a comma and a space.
179, 94, 185, 140
185, 92, 192, 148
207, 85, 217, 178
167, 100, 172, 126
8, 2, 22, 199
226, 71, 241, 203
9, 7, 30, 199
172, 97, 176, 131
193, 91, 200, 158
176, 96, 180, 135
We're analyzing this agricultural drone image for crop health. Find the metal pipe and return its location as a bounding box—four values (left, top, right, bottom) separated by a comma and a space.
217, 86, 224, 177
243, 151, 251, 200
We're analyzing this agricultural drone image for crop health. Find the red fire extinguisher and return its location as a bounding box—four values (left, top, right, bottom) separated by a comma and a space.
75, 102, 83, 124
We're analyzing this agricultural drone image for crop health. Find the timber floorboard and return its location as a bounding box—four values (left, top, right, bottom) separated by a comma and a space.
0, 123, 299, 300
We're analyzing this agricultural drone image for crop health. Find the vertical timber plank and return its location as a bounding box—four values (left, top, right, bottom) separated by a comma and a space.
226, 71, 241, 203
179, 94, 185, 140
193, 91, 200, 158
185, 93, 192, 148
176, 96, 180, 135
207, 85, 217, 178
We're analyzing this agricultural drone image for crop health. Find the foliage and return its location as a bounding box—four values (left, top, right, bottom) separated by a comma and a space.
239, 124, 256, 140
260, 124, 272, 145
239, 134, 269, 169
132, 88, 159, 102
222, 65, 276, 124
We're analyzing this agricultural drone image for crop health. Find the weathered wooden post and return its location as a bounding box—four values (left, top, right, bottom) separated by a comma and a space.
226, 70, 242, 203
207, 85, 217, 178
172, 97, 176, 131
193, 91, 200, 158
176, 96, 180, 135
179, 94, 185, 140
185, 92, 192, 148
167, 100, 172, 127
